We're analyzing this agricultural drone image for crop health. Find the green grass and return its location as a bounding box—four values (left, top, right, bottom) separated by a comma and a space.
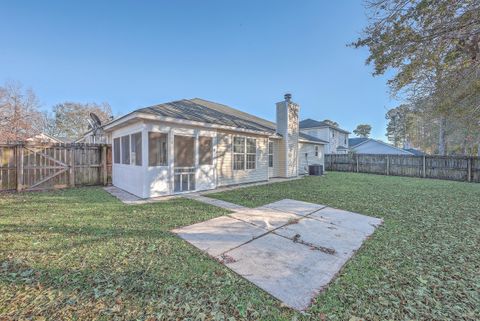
1, 173, 479, 320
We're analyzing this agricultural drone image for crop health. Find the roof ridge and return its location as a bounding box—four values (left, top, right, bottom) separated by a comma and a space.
190, 98, 276, 129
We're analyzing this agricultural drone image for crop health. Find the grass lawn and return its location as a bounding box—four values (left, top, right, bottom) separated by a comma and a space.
1, 172, 479, 320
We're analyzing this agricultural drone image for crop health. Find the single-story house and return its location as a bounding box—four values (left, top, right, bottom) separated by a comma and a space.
103, 94, 327, 198
349, 138, 414, 155
26, 133, 70, 144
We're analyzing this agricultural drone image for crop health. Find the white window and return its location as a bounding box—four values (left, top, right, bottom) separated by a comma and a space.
268, 141, 274, 168
246, 138, 256, 169
148, 132, 168, 166
233, 136, 256, 170
315, 146, 319, 157
233, 137, 245, 170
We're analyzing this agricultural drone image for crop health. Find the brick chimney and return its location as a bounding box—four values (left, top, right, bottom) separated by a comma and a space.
276, 93, 299, 177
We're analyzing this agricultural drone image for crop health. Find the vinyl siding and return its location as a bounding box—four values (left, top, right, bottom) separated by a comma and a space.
216, 131, 269, 186
299, 143, 325, 175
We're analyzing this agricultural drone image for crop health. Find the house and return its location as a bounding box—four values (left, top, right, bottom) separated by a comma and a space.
75, 128, 110, 144
349, 138, 414, 155
299, 119, 350, 154
102, 94, 327, 198
26, 132, 69, 144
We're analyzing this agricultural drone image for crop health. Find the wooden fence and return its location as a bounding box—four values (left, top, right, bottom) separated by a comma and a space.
325, 153, 480, 183
0, 143, 112, 192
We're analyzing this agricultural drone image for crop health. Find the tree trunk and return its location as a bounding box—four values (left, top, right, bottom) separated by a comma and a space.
438, 116, 447, 155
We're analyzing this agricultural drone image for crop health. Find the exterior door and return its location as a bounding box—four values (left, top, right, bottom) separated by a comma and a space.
173, 135, 196, 193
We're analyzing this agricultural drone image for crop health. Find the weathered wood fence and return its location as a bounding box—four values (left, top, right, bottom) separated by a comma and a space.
325, 153, 480, 183
0, 143, 112, 192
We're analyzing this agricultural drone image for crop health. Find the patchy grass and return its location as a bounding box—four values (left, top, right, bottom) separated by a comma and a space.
1, 172, 479, 320
209, 172, 480, 320
0, 188, 290, 320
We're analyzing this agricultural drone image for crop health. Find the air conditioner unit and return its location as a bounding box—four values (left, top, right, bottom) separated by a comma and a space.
308, 164, 323, 176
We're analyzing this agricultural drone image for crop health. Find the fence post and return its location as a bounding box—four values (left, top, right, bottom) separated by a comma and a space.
102, 145, 108, 185
69, 146, 75, 187
356, 155, 359, 173
16, 144, 24, 191
467, 157, 472, 182
422, 155, 426, 178
386, 155, 390, 175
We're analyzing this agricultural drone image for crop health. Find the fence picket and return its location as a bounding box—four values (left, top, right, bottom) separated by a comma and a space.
325, 153, 480, 183
0, 143, 112, 191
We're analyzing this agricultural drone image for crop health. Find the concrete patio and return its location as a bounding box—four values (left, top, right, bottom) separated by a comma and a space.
172, 198, 383, 311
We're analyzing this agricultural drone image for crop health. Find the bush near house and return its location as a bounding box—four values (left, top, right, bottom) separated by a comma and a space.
1, 173, 479, 320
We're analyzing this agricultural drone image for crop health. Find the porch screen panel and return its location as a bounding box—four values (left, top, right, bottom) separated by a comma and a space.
131, 132, 142, 166
148, 132, 168, 166
174, 135, 195, 167
199, 136, 213, 165
114, 138, 120, 164
121, 135, 130, 164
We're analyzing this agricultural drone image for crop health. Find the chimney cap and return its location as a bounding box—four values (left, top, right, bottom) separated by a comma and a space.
284, 93, 292, 102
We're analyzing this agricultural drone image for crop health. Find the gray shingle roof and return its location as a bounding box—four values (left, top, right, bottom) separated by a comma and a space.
403, 148, 426, 156
299, 132, 328, 144
349, 137, 369, 147
300, 118, 350, 134
137, 99, 276, 133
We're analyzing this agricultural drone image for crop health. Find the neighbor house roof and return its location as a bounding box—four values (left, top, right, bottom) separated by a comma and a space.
299, 118, 350, 134
299, 132, 328, 144
348, 137, 369, 147
349, 138, 415, 155
403, 148, 426, 156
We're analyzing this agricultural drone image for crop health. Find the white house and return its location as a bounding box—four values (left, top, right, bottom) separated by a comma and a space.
349, 138, 414, 155
103, 94, 327, 198
299, 119, 350, 154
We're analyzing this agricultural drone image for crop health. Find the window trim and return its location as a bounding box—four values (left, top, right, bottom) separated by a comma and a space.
233, 136, 257, 171
268, 141, 274, 168
315, 145, 319, 157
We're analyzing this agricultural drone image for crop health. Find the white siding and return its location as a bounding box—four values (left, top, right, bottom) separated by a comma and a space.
298, 143, 325, 175
216, 131, 269, 186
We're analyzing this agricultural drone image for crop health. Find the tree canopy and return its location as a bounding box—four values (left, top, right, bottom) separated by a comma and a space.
0, 81, 44, 143
353, 124, 372, 138
354, 0, 480, 155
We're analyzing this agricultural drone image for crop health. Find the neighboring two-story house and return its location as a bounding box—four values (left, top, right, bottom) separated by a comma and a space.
299, 119, 350, 154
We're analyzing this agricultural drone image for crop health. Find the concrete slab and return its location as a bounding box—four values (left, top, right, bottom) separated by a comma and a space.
309, 207, 383, 235
104, 186, 142, 204
221, 233, 344, 311
261, 199, 327, 216
229, 208, 302, 231
172, 216, 266, 257
274, 217, 367, 257
172, 198, 382, 311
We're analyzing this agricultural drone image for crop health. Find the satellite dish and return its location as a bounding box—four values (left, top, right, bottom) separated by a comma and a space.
88, 113, 103, 141
90, 112, 102, 127
87, 118, 95, 130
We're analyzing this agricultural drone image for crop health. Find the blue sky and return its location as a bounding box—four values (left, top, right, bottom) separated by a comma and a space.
1, 1, 400, 140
